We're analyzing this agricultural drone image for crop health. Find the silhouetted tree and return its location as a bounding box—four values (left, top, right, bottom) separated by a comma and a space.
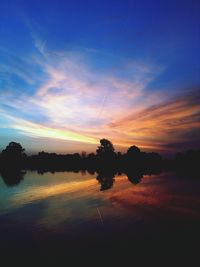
1, 142, 26, 168
0, 139, 199, 191
2, 142, 25, 157
96, 139, 115, 155
81, 151, 87, 158
96, 139, 116, 166
87, 153, 95, 160
146, 152, 162, 168
127, 145, 140, 157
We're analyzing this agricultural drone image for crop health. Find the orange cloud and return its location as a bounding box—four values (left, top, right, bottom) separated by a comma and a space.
0, 46, 199, 154
108, 90, 200, 152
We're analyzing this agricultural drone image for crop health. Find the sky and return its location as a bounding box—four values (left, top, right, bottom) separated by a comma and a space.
0, 0, 200, 155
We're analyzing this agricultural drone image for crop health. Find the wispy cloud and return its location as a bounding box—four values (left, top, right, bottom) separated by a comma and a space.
108, 90, 200, 152
32, 34, 47, 56
1, 39, 199, 153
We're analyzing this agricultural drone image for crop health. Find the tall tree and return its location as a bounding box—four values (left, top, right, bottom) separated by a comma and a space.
96, 139, 115, 156
2, 142, 26, 159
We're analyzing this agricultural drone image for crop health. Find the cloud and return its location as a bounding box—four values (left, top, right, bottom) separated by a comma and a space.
32, 34, 47, 56
0, 44, 162, 151
0, 110, 97, 144
108, 89, 200, 152
3, 41, 198, 154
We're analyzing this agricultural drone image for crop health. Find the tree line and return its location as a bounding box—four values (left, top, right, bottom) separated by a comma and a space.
0, 139, 199, 173
0, 139, 199, 188
0, 139, 162, 171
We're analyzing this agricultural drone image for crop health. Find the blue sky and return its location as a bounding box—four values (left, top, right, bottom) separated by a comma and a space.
0, 0, 199, 154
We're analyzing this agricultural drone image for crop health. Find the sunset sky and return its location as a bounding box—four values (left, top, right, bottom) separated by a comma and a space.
0, 0, 199, 154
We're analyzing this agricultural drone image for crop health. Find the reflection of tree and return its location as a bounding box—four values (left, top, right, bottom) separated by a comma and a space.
0, 169, 26, 187
126, 170, 143, 185
96, 170, 115, 191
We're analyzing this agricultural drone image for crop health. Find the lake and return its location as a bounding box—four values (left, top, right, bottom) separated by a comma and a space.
0, 171, 200, 265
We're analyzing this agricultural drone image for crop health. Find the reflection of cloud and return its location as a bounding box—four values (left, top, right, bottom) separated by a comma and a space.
106, 173, 200, 219
10, 179, 98, 208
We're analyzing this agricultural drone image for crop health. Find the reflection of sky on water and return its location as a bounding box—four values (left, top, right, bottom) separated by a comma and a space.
0, 171, 200, 235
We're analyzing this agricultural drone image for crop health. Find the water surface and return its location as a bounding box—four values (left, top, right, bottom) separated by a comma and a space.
0, 171, 200, 264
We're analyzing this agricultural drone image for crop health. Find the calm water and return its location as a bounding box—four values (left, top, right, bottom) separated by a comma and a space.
0, 171, 200, 265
